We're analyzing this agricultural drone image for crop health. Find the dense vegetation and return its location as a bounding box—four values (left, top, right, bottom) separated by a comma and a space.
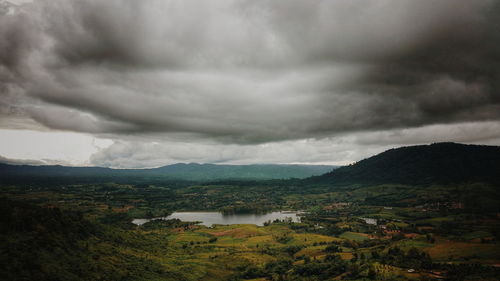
310, 143, 500, 185
1, 143, 500, 280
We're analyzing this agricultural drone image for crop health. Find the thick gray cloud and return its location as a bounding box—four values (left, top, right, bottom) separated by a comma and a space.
0, 154, 45, 165
1, 0, 500, 166
89, 136, 388, 168
0, 154, 69, 165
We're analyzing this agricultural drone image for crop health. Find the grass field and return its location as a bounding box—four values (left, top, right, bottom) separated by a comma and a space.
340, 231, 370, 241
424, 240, 500, 262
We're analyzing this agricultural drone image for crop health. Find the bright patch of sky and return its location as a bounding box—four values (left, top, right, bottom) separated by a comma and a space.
0, 129, 113, 166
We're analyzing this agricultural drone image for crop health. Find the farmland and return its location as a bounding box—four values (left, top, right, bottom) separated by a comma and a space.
2, 180, 500, 281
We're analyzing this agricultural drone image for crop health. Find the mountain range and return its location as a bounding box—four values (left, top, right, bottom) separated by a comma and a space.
1, 142, 499, 185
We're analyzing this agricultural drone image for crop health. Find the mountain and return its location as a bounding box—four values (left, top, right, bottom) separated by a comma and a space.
309, 142, 500, 185
0, 162, 337, 182
150, 163, 336, 180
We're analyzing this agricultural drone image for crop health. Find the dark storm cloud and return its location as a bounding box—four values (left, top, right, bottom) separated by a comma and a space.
1, 0, 500, 144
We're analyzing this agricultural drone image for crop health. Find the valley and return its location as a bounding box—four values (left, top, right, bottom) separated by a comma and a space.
1, 143, 500, 281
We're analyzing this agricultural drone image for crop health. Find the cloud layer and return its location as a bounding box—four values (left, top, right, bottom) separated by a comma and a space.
88, 121, 500, 168
1, 0, 500, 166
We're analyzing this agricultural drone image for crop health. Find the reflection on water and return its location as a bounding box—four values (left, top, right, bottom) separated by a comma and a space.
132, 211, 300, 226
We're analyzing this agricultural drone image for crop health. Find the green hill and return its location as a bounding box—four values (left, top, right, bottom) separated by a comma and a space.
309, 142, 500, 185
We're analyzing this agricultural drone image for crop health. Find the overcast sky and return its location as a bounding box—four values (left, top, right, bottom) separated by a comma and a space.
1, 0, 500, 168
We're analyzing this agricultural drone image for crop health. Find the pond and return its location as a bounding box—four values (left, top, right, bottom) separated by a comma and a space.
361, 217, 377, 225
132, 211, 301, 227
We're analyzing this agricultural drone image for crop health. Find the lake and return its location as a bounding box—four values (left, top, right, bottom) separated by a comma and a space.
132, 211, 301, 227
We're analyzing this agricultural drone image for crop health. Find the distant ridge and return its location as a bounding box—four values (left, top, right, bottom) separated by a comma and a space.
0, 162, 337, 182
309, 142, 500, 185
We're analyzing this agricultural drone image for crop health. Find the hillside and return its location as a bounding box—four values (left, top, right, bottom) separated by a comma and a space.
0, 162, 336, 182
309, 142, 500, 185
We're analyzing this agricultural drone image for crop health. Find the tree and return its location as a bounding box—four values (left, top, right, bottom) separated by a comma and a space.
324, 245, 340, 253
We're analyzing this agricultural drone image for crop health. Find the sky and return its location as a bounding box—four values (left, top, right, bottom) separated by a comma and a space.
1, 0, 500, 168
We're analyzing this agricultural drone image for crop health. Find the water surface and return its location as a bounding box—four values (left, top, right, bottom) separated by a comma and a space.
361, 217, 377, 225
132, 211, 300, 226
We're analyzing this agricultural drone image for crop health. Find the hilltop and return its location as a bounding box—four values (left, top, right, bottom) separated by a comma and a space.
309, 142, 500, 185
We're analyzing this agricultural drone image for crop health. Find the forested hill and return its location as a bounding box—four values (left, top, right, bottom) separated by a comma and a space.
309, 142, 500, 185
0, 162, 336, 182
